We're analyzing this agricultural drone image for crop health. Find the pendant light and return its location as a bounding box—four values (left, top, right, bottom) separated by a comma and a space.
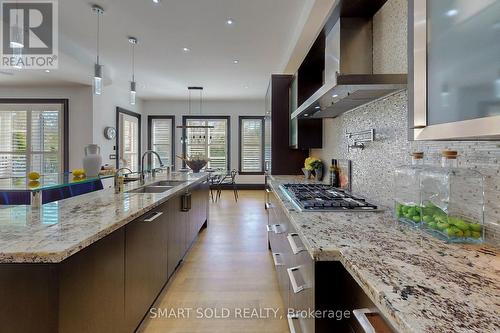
177, 87, 215, 129
128, 37, 138, 105
92, 5, 104, 95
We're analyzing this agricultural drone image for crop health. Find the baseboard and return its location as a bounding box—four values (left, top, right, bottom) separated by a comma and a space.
211, 184, 265, 190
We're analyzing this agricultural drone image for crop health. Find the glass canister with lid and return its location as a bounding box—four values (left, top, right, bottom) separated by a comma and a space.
420, 151, 485, 243
394, 152, 425, 227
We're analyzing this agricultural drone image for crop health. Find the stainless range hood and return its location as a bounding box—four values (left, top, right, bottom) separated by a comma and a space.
291, 2, 407, 120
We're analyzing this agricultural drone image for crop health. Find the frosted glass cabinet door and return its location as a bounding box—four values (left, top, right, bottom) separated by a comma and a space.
427, 0, 500, 126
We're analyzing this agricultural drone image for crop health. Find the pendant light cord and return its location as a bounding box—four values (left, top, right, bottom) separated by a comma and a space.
96, 11, 100, 65
131, 42, 135, 82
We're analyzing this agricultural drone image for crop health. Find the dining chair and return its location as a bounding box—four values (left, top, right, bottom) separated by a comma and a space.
215, 169, 238, 202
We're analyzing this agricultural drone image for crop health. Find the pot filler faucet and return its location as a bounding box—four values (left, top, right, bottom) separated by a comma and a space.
141, 150, 165, 185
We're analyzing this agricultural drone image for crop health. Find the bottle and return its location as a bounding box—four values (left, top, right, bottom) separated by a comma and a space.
329, 159, 340, 187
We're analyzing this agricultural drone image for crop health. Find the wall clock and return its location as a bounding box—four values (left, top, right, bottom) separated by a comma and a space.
104, 126, 116, 140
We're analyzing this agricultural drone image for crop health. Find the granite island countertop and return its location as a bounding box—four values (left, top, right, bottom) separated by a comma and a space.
0, 172, 208, 263
268, 175, 500, 333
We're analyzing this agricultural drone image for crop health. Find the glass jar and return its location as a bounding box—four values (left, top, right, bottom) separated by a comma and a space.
394, 152, 425, 227
420, 151, 485, 243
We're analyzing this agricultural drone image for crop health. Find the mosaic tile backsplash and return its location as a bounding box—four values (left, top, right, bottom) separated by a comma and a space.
311, 91, 500, 245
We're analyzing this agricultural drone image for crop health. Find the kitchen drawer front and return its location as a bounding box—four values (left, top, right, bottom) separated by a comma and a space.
287, 253, 315, 333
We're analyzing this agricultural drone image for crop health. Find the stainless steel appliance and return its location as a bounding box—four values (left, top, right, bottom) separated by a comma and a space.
280, 183, 379, 212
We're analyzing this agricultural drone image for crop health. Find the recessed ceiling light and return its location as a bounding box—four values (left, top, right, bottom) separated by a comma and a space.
45, 69, 50, 73
244, 85, 249, 89
445, 9, 458, 17
152, 0, 160, 4
233, 60, 239, 64
226, 18, 234, 25
183, 47, 191, 52
332, 94, 338, 98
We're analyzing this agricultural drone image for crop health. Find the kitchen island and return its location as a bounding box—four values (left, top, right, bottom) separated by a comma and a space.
0, 172, 209, 333
267, 175, 499, 333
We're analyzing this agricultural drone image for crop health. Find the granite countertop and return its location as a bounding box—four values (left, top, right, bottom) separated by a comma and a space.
268, 176, 500, 333
0, 172, 208, 264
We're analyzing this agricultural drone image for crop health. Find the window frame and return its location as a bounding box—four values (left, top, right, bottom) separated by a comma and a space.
147, 115, 175, 170
0, 98, 69, 174
116, 107, 141, 171
182, 115, 231, 170
238, 116, 265, 175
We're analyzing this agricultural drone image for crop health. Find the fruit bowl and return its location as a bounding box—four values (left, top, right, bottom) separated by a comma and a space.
185, 158, 208, 173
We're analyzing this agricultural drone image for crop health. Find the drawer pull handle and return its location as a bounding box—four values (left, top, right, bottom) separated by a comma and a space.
266, 225, 273, 232
287, 266, 307, 293
265, 188, 272, 193
271, 253, 284, 266
287, 313, 300, 333
143, 211, 163, 222
272, 224, 284, 234
287, 233, 305, 254
353, 308, 394, 333
265, 202, 271, 210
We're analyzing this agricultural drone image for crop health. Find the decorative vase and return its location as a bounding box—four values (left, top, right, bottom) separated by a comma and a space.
302, 168, 312, 179
83, 144, 102, 178
314, 167, 323, 181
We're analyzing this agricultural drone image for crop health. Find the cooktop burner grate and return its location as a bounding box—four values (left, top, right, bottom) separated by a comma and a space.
280, 184, 379, 212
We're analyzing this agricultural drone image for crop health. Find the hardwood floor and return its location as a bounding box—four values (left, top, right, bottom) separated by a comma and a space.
138, 190, 288, 333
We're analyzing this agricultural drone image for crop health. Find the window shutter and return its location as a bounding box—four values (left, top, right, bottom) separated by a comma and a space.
240, 118, 263, 173
185, 118, 228, 169
151, 118, 173, 168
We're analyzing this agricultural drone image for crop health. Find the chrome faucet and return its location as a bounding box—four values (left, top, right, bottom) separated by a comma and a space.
141, 150, 164, 184
114, 167, 133, 193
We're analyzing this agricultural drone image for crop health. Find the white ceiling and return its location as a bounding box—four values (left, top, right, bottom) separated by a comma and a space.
0, 0, 308, 99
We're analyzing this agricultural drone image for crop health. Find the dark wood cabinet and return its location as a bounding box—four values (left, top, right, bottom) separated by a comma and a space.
266, 75, 308, 175
125, 205, 168, 332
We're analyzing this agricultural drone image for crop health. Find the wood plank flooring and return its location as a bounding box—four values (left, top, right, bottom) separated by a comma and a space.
138, 190, 288, 333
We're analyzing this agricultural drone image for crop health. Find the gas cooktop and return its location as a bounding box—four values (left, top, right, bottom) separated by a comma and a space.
280, 183, 379, 212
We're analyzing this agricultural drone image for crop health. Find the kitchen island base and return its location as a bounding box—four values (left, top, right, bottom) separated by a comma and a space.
0, 182, 209, 333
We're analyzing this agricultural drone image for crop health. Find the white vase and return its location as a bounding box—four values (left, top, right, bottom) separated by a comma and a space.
83, 144, 102, 178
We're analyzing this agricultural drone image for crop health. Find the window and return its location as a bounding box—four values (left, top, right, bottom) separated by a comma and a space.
0, 101, 66, 178
117, 108, 141, 172
183, 117, 230, 170
239, 117, 264, 174
148, 116, 174, 169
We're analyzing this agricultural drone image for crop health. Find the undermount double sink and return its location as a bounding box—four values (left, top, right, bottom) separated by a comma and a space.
127, 180, 187, 194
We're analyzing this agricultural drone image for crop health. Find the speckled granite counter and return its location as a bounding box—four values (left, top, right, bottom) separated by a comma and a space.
0, 172, 208, 263
268, 176, 500, 333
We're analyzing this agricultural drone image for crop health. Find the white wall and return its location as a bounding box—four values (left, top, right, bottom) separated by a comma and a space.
93, 82, 143, 167
142, 99, 265, 184
0, 85, 93, 170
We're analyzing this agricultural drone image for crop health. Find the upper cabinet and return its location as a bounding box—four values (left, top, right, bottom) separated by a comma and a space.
409, 0, 500, 140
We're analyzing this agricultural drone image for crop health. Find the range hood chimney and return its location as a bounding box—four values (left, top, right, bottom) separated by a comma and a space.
291, 0, 407, 120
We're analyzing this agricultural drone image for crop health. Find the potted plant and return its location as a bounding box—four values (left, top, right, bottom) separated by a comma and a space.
303, 157, 323, 180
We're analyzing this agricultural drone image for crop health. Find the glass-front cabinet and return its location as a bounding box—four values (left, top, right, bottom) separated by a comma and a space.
409, 0, 500, 140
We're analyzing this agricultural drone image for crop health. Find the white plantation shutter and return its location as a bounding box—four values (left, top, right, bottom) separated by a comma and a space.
185, 118, 228, 169
119, 113, 140, 172
240, 118, 263, 173
0, 104, 63, 178
151, 118, 173, 168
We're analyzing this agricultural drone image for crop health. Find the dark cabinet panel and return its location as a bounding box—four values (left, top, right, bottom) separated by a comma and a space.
268, 75, 308, 175
58, 230, 126, 333
125, 207, 168, 332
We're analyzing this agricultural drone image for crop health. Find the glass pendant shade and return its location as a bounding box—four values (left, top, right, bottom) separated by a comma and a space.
130, 81, 137, 105
495, 71, 500, 99
93, 63, 103, 95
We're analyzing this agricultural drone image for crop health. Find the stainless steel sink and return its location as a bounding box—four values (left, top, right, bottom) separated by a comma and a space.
149, 180, 186, 187
127, 186, 173, 194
